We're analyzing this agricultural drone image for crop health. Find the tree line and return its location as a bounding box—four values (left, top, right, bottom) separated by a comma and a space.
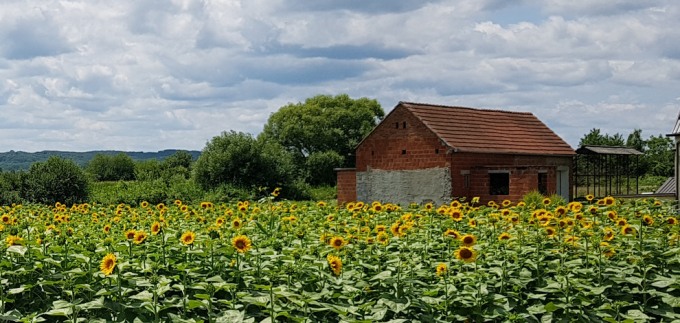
0, 94, 385, 205
0, 96, 675, 206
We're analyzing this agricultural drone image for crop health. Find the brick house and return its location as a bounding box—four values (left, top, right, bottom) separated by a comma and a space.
336, 102, 575, 206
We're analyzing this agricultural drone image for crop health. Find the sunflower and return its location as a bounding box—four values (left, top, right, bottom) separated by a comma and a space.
424, 203, 434, 211
271, 187, 281, 197
587, 205, 598, 214
327, 254, 342, 276
449, 209, 464, 222
454, 246, 476, 262
376, 232, 390, 244
374, 225, 386, 233
604, 196, 615, 206
606, 211, 618, 221
103, 224, 111, 234
390, 222, 401, 236
569, 202, 583, 213
616, 218, 628, 227
329, 236, 345, 250
667, 217, 678, 225
621, 225, 635, 235
643, 215, 654, 226
317, 201, 327, 208
133, 231, 148, 244
542, 198, 551, 206
460, 234, 477, 247
151, 222, 161, 235
498, 232, 511, 241
443, 229, 460, 239
585, 194, 594, 201
125, 229, 136, 240
181, 231, 196, 245
603, 228, 615, 241
436, 263, 448, 277
0, 215, 9, 224
100, 253, 117, 276
232, 235, 252, 253
141, 201, 149, 208
232, 218, 243, 230
555, 206, 568, 217
545, 227, 557, 238
371, 203, 383, 212
517, 201, 526, 207
215, 217, 225, 227
5, 235, 23, 247
468, 219, 477, 228
603, 248, 616, 258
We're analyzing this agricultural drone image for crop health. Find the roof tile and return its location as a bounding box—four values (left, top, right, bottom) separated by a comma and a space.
400, 102, 575, 156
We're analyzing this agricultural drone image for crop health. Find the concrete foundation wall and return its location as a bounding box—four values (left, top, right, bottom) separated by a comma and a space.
356, 167, 452, 206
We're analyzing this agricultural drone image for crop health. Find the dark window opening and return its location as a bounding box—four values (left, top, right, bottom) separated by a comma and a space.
489, 173, 509, 195
435, 148, 439, 154
402, 149, 406, 155
464, 174, 470, 189
395, 122, 399, 129
538, 173, 548, 195
402, 122, 407, 128
371, 150, 374, 156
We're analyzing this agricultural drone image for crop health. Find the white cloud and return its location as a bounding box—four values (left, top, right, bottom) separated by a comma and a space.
0, 0, 678, 152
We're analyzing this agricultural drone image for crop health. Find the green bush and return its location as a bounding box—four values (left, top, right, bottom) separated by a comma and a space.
24, 156, 89, 205
87, 153, 136, 181
305, 151, 344, 186
0, 171, 24, 205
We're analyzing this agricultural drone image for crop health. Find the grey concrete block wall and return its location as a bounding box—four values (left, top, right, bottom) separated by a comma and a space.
356, 167, 452, 206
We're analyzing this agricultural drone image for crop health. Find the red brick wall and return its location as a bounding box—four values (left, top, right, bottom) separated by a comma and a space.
336, 168, 356, 205
450, 153, 572, 203
356, 105, 449, 171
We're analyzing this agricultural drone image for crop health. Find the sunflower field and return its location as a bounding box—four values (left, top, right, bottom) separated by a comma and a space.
0, 195, 678, 322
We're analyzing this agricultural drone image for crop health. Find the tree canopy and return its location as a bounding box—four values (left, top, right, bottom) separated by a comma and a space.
261, 94, 383, 161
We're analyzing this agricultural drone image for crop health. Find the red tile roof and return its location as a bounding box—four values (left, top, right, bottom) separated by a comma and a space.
400, 102, 575, 156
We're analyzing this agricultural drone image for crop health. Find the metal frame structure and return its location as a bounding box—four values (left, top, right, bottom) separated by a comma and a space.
573, 145, 643, 198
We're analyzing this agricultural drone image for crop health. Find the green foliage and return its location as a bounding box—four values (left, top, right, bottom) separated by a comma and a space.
0, 171, 24, 205
24, 156, 89, 204
193, 131, 299, 198
579, 128, 625, 147
261, 94, 384, 185
305, 150, 344, 185
0, 149, 200, 172
522, 190, 545, 209
307, 185, 337, 201
644, 135, 674, 177
87, 153, 136, 181
135, 150, 195, 182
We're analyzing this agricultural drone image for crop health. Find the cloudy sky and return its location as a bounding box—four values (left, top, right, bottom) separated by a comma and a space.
1, 0, 679, 152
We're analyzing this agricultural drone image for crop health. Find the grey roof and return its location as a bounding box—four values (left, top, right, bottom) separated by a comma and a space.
656, 177, 676, 194
576, 145, 643, 155
669, 111, 680, 136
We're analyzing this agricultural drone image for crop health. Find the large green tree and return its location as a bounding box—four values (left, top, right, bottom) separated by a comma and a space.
260, 94, 384, 185
25, 156, 89, 205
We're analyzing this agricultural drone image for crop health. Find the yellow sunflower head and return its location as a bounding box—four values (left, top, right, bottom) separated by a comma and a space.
326, 254, 342, 276
329, 236, 345, 250
100, 253, 117, 276
498, 232, 511, 241
180, 231, 196, 245
436, 263, 447, 277
133, 231, 147, 245
455, 246, 476, 263
125, 229, 136, 240
232, 235, 252, 253
151, 222, 161, 235
460, 234, 477, 246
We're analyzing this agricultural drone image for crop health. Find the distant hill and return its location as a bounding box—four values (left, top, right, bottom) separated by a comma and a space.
0, 149, 201, 172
